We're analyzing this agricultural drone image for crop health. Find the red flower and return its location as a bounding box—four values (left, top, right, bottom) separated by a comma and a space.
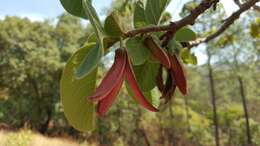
87, 49, 158, 116
168, 54, 187, 95
144, 35, 187, 96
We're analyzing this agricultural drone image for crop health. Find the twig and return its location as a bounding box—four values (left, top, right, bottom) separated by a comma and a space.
161, 0, 219, 46
234, 0, 260, 13
189, 0, 259, 48
233, 0, 242, 6
124, 0, 219, 38
253, 5, 260, 12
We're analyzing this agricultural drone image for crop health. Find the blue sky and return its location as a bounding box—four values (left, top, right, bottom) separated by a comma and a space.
0, 0, 112, 20
0, 0, 238, 21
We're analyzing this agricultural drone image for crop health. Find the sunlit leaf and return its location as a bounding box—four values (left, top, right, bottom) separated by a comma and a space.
175, 27, 196, 42
60, 43, 97, 132
180, 48, 197, 65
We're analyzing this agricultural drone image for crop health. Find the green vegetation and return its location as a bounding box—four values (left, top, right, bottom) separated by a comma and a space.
0, 0, 259, 146
4, 130, 32, 146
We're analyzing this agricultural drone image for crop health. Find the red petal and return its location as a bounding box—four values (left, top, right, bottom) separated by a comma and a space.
97, 76, 124, 116
125, 52, 159, 112
169, 54, 187, 95
156, 65, 164, 92
144, 36, 171, 69
89, 49, 126, 101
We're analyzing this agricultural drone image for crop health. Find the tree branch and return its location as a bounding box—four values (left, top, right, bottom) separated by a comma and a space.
124, 0, 219, 38
253, 5, 260, 12
234, 0, 242, 6
189, 0, 259, 48
234, 0, 260, 12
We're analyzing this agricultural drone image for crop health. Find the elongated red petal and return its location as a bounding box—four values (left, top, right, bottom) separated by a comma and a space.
165, 71, 177, 102
88, 49, 126, 101
156, 65, 164, 92
97, 76, 124, 116
125, 53, 159, 112
169, 54, 187, 95
144, 36, 171, 69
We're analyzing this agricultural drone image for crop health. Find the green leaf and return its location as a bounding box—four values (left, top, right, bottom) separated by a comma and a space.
75, 43, 103, 79
60, 0, 91, 19
82, 0, 105, 43
88, 34, 118, 50
126, 37, 150, 66
180, 48, 197, 65
147, 89, 161, 108
60, 43, 97, 132
190, 54, 198, 65
134, 1, 147, 28
87, 33, 97, 43
168, 39, 183, 54
104, 11, 124, 37
175, 27, 196, 42
133, 61, 160, 91
145, 0, 171, 25
103, 37, 119, 50
74, 0, 106, 78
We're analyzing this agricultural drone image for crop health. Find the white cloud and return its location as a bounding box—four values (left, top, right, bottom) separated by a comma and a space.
193, 44, 208, 65
221, 0, 239, 16
0, 15, 5, 20
19, 13, 46, 21
166, 0, 241, 20
166, 0, 188, 21
0, 13, 46, 22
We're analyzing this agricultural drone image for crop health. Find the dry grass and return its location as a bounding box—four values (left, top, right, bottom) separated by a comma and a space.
0, 130, 97, 146
0, 130, 8, 146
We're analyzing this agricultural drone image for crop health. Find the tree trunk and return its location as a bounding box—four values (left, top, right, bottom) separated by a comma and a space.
39, 109, 52, 134
207, 49, 220, 146
184, 96, 191, 132
135, 109, 151, 146
238, 77, 252, 145
139, 129, 151, 146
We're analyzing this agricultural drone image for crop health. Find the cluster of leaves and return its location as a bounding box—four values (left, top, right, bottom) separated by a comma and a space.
0, 17, 62, 131
60, 0, 198, 132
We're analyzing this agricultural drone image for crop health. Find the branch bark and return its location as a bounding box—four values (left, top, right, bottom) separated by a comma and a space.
124, 0, 219, 38
124, 0, 258, 48
234, 0, 260, 13
253, 5, 260, 12
189, 0, 259, 48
